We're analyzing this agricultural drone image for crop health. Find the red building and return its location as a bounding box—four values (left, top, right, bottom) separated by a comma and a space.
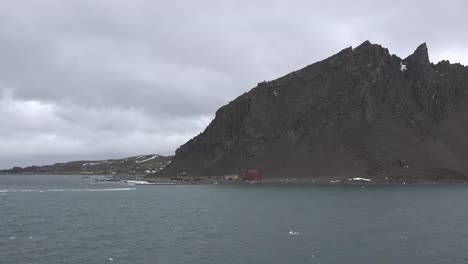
242, 169, 262, 181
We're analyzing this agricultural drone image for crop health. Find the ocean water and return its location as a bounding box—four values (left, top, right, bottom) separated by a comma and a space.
1, 175, 468, 264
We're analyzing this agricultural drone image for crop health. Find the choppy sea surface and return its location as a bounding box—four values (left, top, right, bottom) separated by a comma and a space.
1, 175, 468, 264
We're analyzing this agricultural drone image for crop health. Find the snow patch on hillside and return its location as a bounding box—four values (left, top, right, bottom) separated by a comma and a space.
135, 155, 159, 163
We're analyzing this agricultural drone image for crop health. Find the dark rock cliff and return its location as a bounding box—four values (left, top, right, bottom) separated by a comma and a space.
160, 41, 468, 181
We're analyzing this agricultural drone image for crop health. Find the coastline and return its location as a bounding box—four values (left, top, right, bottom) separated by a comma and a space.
3, 172, 468, 186
121, 174, 468, 186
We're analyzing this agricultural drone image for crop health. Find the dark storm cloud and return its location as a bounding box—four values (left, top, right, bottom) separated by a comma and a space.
1, 0, 468, 168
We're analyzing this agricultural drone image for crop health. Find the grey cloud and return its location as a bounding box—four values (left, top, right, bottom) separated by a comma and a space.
0, 90, 210, 168
1, 0, 468, 168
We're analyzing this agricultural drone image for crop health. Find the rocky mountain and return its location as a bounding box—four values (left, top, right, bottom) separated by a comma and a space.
159, 41, 468, 182
1, 154, 172, 175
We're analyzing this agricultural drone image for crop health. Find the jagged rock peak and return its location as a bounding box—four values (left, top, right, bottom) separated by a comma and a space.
405, 42, 430, 65
358, 40, 372, 47
354, 40, 381, 50
349, 40, 392, 62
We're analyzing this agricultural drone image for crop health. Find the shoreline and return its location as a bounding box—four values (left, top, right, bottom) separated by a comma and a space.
121, 175, 468, 186
2, 173, 468, 185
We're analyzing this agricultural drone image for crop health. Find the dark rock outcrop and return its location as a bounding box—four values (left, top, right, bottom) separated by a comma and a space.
159, 41, 468, 182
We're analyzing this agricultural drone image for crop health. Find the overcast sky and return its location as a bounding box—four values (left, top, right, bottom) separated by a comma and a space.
1, 0, 468, 168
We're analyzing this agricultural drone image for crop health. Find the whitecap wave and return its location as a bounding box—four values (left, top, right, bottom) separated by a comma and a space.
83, 188, 136, 191
289, 231, 300, 236
0, 188, 136, 193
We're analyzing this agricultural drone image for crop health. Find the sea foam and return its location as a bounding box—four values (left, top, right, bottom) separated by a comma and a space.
0, 188, 136, 193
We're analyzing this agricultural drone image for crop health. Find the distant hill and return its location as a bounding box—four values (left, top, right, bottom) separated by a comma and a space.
159, 41, 468, 183
0, 154, 172, 175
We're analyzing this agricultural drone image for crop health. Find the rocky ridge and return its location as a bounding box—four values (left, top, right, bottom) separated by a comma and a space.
159, 41, 468, 183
